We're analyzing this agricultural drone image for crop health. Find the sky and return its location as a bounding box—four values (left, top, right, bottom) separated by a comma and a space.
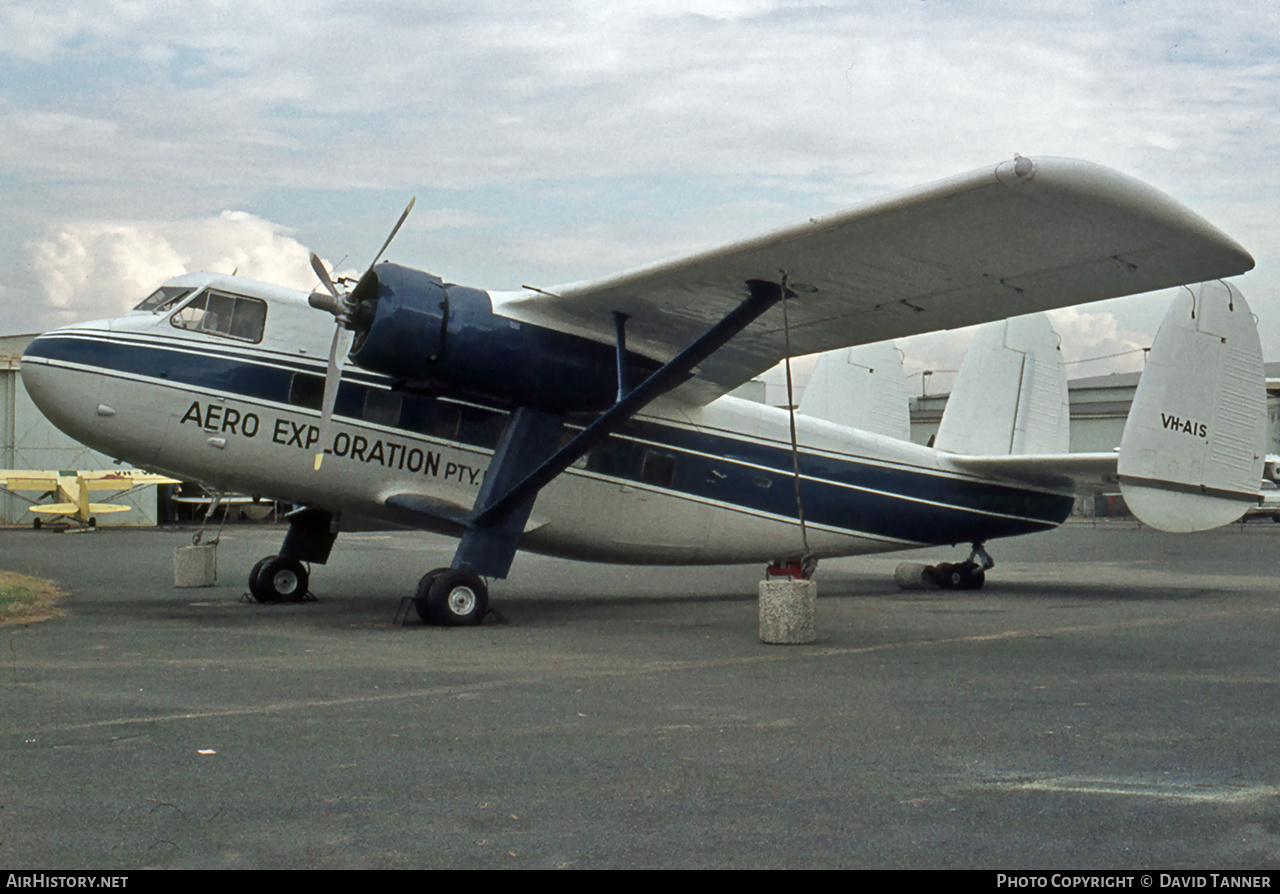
3, 0, 1279, 394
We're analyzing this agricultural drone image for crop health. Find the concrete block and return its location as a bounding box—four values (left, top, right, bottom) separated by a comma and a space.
174, 544, 217, 588
758, 579, 816, 644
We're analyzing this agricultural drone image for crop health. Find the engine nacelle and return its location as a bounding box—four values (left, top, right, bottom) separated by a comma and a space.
348, 263, 658, 414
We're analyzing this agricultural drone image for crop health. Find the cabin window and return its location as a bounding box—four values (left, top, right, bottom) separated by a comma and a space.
363, 389, 402, 427
288, 373, 325, 411
640, 449, 676, 488
557, 428, 588, 470
423, 403, 461, 441
588, 437, 637, 478
171, 289, 267, 343
134, 286, 193, 313
457, 407, 505, 449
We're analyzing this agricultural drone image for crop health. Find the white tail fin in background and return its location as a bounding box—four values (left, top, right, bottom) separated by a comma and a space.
798, 343, 910, 440
934, 314, 1069, 456
1119, 281, 1265, 532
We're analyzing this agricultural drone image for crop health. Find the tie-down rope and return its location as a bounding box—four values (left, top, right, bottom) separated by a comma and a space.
779, 271, 816, 579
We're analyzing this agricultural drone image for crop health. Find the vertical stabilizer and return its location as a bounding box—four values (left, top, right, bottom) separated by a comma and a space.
934, 314, 1069, 456
1119, 282, 1264, 532
798, 343, 910, 440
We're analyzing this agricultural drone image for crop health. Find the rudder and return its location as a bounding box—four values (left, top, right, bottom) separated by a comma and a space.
934, 314, 1069, 456
1118, 281, 1264, 532
799, 342, 910, 440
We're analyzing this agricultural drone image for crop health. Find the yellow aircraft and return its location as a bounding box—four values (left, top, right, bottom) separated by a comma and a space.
0, 469, 178, 528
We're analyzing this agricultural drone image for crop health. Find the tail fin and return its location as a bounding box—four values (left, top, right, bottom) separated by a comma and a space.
934, 314, 1069, 456
1119, 281, 1264, 532
799, 343, 910, 440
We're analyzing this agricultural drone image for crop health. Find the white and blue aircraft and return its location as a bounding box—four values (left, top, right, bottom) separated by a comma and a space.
19, 157, 1265, 624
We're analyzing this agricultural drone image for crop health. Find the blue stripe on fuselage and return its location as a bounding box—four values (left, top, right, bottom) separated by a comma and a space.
621, 417, 1071, 534
24, 332, 1073, 544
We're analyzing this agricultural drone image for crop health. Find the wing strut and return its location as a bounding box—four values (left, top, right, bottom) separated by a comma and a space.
613, 311, 630, 402
433, 279, 787, 579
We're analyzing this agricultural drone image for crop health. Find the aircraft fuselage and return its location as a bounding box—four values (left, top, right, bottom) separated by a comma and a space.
20, 271, 1073, 566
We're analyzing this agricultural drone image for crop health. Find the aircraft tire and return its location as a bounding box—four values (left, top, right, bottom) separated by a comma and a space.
248, 555, 274, 601
256, 556, 309, 603
939, 562, 985, 591
420, 569, 488, 626
412, 568, 451, 623
933, 562, 956, 589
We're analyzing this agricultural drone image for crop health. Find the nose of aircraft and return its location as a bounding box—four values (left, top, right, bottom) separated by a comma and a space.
19, 321, 108, 449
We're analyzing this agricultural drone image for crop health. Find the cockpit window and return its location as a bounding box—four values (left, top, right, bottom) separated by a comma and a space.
171, 289, 267, 343
134, 286, 193, 313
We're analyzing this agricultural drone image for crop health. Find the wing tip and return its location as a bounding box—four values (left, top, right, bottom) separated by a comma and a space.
1009, 156, 1254, 276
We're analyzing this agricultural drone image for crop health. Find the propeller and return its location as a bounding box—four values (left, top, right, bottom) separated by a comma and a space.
307, 197, 416, 470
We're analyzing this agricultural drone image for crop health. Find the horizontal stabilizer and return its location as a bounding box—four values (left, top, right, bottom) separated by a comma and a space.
944, 451, 1118, 491
798, 342, 910, 440
30, 503, 131, 515
1118, 281, 1265, 532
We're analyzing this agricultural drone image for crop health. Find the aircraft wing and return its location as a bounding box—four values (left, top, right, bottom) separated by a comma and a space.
0, 470, 177, 490
0, 471, 60, 487
501, 157, 1253, 405
77, 470, 179, 488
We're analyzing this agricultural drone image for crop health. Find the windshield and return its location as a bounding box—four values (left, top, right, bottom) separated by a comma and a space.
133, 286, 193, 313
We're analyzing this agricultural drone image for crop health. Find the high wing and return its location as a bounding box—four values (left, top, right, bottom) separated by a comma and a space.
74, 470, 179, 488
0, 470, 178, 490
0, 471, 62, 491
500, 156, 1254, 405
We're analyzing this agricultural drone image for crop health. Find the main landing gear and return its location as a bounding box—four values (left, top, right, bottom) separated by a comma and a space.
246, 507, 332, 603
243, 506, 489, 623
248, 555, 310, 603
413, 568, 489, 626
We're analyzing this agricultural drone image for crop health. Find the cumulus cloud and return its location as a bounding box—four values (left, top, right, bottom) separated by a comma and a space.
1046, 305, 1154, 376
2, 1, 1275, 362
27, 211, 324, 329
894, 329, 976, 399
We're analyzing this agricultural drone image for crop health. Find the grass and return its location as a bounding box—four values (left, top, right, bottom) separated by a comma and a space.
0, 571, 66, 625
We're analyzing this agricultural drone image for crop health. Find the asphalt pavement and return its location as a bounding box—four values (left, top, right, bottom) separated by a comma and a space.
2, 520, 1279, 869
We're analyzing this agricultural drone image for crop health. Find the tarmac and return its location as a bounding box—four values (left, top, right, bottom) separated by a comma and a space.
2, 519, 1280, 869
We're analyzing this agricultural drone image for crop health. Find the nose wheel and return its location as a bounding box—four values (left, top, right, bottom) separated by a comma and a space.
414, 568, 489, 626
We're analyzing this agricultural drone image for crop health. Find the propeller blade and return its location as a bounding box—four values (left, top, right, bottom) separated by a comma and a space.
310, 252, 342, 299
366, 197, 416, 274
308, 253, 348, 317
313, 324, 353, 471
309, 198, 414, 471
